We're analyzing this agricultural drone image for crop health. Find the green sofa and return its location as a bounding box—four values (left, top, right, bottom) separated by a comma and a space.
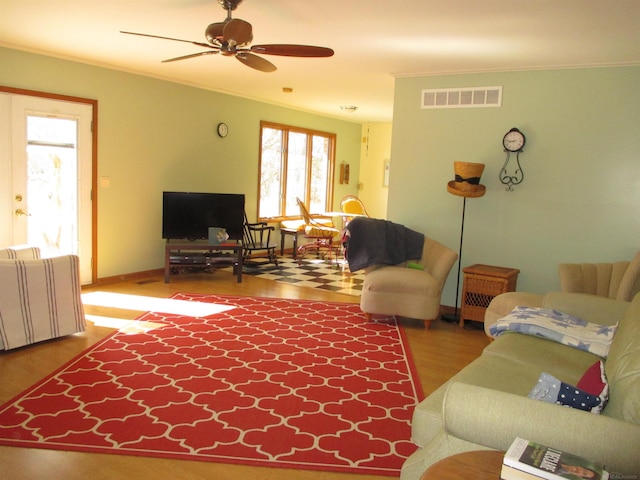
400, 292, 640, 478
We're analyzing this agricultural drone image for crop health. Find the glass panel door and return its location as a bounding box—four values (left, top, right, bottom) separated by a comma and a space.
2, 93, 93, 284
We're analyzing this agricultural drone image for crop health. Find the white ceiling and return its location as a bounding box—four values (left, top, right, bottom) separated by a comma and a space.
2, 0, 640, 123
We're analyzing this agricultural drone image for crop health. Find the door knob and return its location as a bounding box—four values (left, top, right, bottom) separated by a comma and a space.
15, 208, 30, 217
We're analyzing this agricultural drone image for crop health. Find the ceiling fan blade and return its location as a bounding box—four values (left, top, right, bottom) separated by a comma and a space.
162, 50, 219, 63
121, 31, 213, 49
235, 52, 277, 72
223, 18, 253, 46
251, 44, 334, 58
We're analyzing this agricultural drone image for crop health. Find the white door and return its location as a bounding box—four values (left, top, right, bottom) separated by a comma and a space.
0, 93, 93, 284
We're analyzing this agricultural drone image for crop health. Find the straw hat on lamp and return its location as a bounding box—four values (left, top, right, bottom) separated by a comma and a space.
447, 162, 486, 198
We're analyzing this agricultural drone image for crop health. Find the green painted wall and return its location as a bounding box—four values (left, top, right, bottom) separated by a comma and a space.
390, 67, 640, 306
1, 47, 362, 279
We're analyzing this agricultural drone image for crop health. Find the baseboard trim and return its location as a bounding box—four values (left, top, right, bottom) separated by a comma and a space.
87, 268, 164, 287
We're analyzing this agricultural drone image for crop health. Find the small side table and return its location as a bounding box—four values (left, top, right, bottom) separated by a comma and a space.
280, 226, 302, 259
460, 264, 519, 328
420, 450, 504, 480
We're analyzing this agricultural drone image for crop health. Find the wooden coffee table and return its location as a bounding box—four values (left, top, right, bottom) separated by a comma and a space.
420, 450, 504, 480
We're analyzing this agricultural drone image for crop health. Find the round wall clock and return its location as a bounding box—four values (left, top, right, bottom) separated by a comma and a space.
217, 122, 228, 138
502, 127, 525, 152
499, 127, 526, 191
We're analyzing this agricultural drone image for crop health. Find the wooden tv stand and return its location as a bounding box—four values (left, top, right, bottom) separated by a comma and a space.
164, 239, 243, 283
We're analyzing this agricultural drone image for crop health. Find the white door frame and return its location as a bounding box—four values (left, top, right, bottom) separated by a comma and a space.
0, 86, 98, 284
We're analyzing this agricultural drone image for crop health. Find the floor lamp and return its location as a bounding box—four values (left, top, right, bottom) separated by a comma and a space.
441, 162, 486, 324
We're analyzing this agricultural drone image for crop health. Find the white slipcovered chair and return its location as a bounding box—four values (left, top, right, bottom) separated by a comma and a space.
360, 237, 458, 329
0, 246, 86, 350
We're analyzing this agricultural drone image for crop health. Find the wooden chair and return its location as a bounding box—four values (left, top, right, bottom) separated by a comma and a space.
242, 213, 278, 269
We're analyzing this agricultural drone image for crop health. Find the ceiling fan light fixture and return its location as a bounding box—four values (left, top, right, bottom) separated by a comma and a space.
340, 105, 358, 112
122, 0, 333, 73
205, 22, 227, 44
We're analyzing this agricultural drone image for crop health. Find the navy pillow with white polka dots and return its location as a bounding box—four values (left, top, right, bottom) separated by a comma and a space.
557, 381, 603, 412
528, 371, 607, 414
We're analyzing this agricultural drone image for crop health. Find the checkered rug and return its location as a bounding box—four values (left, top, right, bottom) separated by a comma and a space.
241, 256, 364, 296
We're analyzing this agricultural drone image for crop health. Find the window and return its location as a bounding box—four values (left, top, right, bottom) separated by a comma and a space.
258, 121, 335, 221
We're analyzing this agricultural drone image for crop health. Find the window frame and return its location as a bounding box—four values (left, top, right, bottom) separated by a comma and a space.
257, 121, 336, 222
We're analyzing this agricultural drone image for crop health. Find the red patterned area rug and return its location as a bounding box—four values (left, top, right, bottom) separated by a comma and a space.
0, 294, 423, 476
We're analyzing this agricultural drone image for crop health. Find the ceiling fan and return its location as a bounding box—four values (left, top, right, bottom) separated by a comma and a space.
121, 0, 334, 73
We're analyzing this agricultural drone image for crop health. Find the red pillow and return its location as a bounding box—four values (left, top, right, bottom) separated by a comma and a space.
577, 360, 608, 398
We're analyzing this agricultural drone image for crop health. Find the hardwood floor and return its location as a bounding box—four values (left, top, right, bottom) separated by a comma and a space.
0, 269, 491, 480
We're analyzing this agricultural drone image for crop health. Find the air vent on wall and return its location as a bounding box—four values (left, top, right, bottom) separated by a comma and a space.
421, 86, 502, 109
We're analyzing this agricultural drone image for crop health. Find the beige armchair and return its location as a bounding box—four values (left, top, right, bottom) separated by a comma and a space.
484, 250, 640, 334
558, 250, 640, 301
0, 246, 86, 350
360, 237, 458, 329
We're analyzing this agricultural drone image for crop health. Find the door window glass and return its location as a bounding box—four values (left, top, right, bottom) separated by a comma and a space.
26, 115, 79, 257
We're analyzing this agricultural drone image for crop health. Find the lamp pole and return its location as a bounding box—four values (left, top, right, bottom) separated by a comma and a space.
442, 196, 466, 324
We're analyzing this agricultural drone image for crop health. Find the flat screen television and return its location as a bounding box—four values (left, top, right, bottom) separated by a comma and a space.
162, 192, 245, 241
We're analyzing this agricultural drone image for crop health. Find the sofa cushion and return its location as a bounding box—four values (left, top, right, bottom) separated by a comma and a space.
484, 332, 600, 384
363, 266, 441, 297
542, 292, 627, 326
603, 294, 640, 424
411, 352, 546, 447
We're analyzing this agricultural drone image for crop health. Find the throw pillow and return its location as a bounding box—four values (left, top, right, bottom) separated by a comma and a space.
528, 371, 607, 414
577, 360, 609, 399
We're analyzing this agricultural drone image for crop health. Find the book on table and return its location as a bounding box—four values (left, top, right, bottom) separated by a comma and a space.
501, 437, 609, 480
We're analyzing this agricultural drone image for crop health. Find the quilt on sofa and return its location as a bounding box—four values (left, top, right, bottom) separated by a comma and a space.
489, 306, 616, 357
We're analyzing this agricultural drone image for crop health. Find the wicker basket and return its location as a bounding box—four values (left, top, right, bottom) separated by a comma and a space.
460, 265, 519, 324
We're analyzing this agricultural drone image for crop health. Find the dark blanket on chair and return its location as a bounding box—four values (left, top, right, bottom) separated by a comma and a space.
343, 217, 425, 271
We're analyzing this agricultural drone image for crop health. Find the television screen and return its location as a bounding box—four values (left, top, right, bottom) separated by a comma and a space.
162, 192, 245, 241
